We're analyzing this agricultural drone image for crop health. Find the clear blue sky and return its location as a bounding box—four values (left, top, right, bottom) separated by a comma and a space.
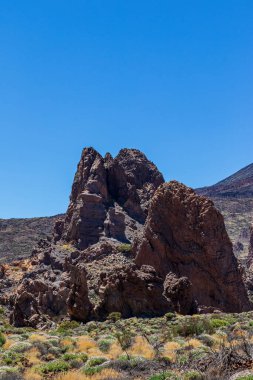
0, 1, 252, 218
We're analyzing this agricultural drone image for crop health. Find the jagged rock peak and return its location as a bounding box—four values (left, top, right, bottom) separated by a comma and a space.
135, 180, 250, 313
56, 147, 164, 249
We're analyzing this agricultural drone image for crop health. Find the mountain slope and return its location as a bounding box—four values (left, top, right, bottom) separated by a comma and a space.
0, 215, 63, 263
197, 163, 253, 198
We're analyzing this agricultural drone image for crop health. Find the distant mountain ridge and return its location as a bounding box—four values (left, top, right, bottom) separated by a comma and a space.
197, 163, 253, 198
0, 215, 64, 263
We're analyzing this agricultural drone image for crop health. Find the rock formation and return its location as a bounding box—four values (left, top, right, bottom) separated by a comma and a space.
10, 246, 92, 327
135, 181, 250, 313
56, 147, 164, 249
248, 226, 253, 265
95, 264, 171, 318
6, 149, 252, 327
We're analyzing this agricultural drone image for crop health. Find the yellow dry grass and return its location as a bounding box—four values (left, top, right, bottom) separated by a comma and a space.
23, 368, 42, 380
26, 347, 41, 365
75, 335, 103, 357
56, 369, 122, 380
61, 337, 75, 346
107, 341, 123, 359
233, 329, 247, 338
162, 341, 181, 362
128, 336, 155, 359
185, 338, 203, 349
3, 337, 12, 350
212, 333, 228, 349
29, 333, 47, 342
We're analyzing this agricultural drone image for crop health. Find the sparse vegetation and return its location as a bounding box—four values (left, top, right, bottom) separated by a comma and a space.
0, 312, 253, 378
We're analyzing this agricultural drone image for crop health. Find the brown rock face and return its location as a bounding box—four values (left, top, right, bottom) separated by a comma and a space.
163, 273, 195, 314
10, 247, 92, 327
135, 181, 250, 313
248, 226, 253, 265
57, 148, 164, 249
95, 264, 171, 318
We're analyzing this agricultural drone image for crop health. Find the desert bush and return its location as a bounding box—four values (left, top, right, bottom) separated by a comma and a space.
0, 333, 6, 347
2, 351, 24, 366
9, 342, 32, 353
62, 353, 88, 363
38, 359, 70, 374
86, 357, 107, 367
149, 371, 180, 380
107, 312, 122, 322
210, 318, 230, 329
98, 338, 114, 352
172, 317, 214, 337
57, 321, 80, 334
165, 312, 176, 321
118, 243, 132, 253
183, 370, 204, 380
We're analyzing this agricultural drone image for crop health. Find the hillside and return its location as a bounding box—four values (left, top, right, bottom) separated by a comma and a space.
0, 215, 63, 263
197, 163, 253, 198
196, 163, 253, 258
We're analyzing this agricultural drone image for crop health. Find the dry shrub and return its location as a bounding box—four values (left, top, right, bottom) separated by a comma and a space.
61, 337, 75, 347
128, 336, 155, 359
162, 341, 181, 361
75, 335, 103, 357
107, 341, 123, 359
185, 338, 203, 349
56, 368, 122, 380
3, 337, 13, 350
29, 333, 48, 342
26, 347, 42, 365
23, 368, 42, 380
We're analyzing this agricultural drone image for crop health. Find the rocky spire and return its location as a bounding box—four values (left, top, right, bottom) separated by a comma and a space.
56, 147, 164, 249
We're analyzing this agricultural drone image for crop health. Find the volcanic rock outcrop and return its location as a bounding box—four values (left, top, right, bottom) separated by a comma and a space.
10, 245, 92, 327
56, 147, 164, 249
96, 264, 172, 318
248, 226, 253, 265
7, 148, 252, 327
135, 181, 250, 313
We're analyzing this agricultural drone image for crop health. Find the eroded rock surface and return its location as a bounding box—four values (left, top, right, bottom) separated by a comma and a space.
10, 246, 92, 327
57, 147, 164, 249
135, 181, 250, 313
5, 150, 252, 327
95, 264, 171, 318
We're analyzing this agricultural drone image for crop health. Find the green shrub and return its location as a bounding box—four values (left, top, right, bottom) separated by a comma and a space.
118, 244, 132, 253
83, 366, 103, 376
165, 313, 176, 321
107, 312, 122, 322
98, 339, 113, 352
173, 317, 214, 337
210, 318, 229, 329
62, 353, 88, 363
57, 320, 80, 333
86, 357, 107, 367
0, 332, 6, 347
236, 376, 253, 380
183, 370, 204, 380
38, 360, 70, 374
149, 371, 180, 380
2, 351, 23, 366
